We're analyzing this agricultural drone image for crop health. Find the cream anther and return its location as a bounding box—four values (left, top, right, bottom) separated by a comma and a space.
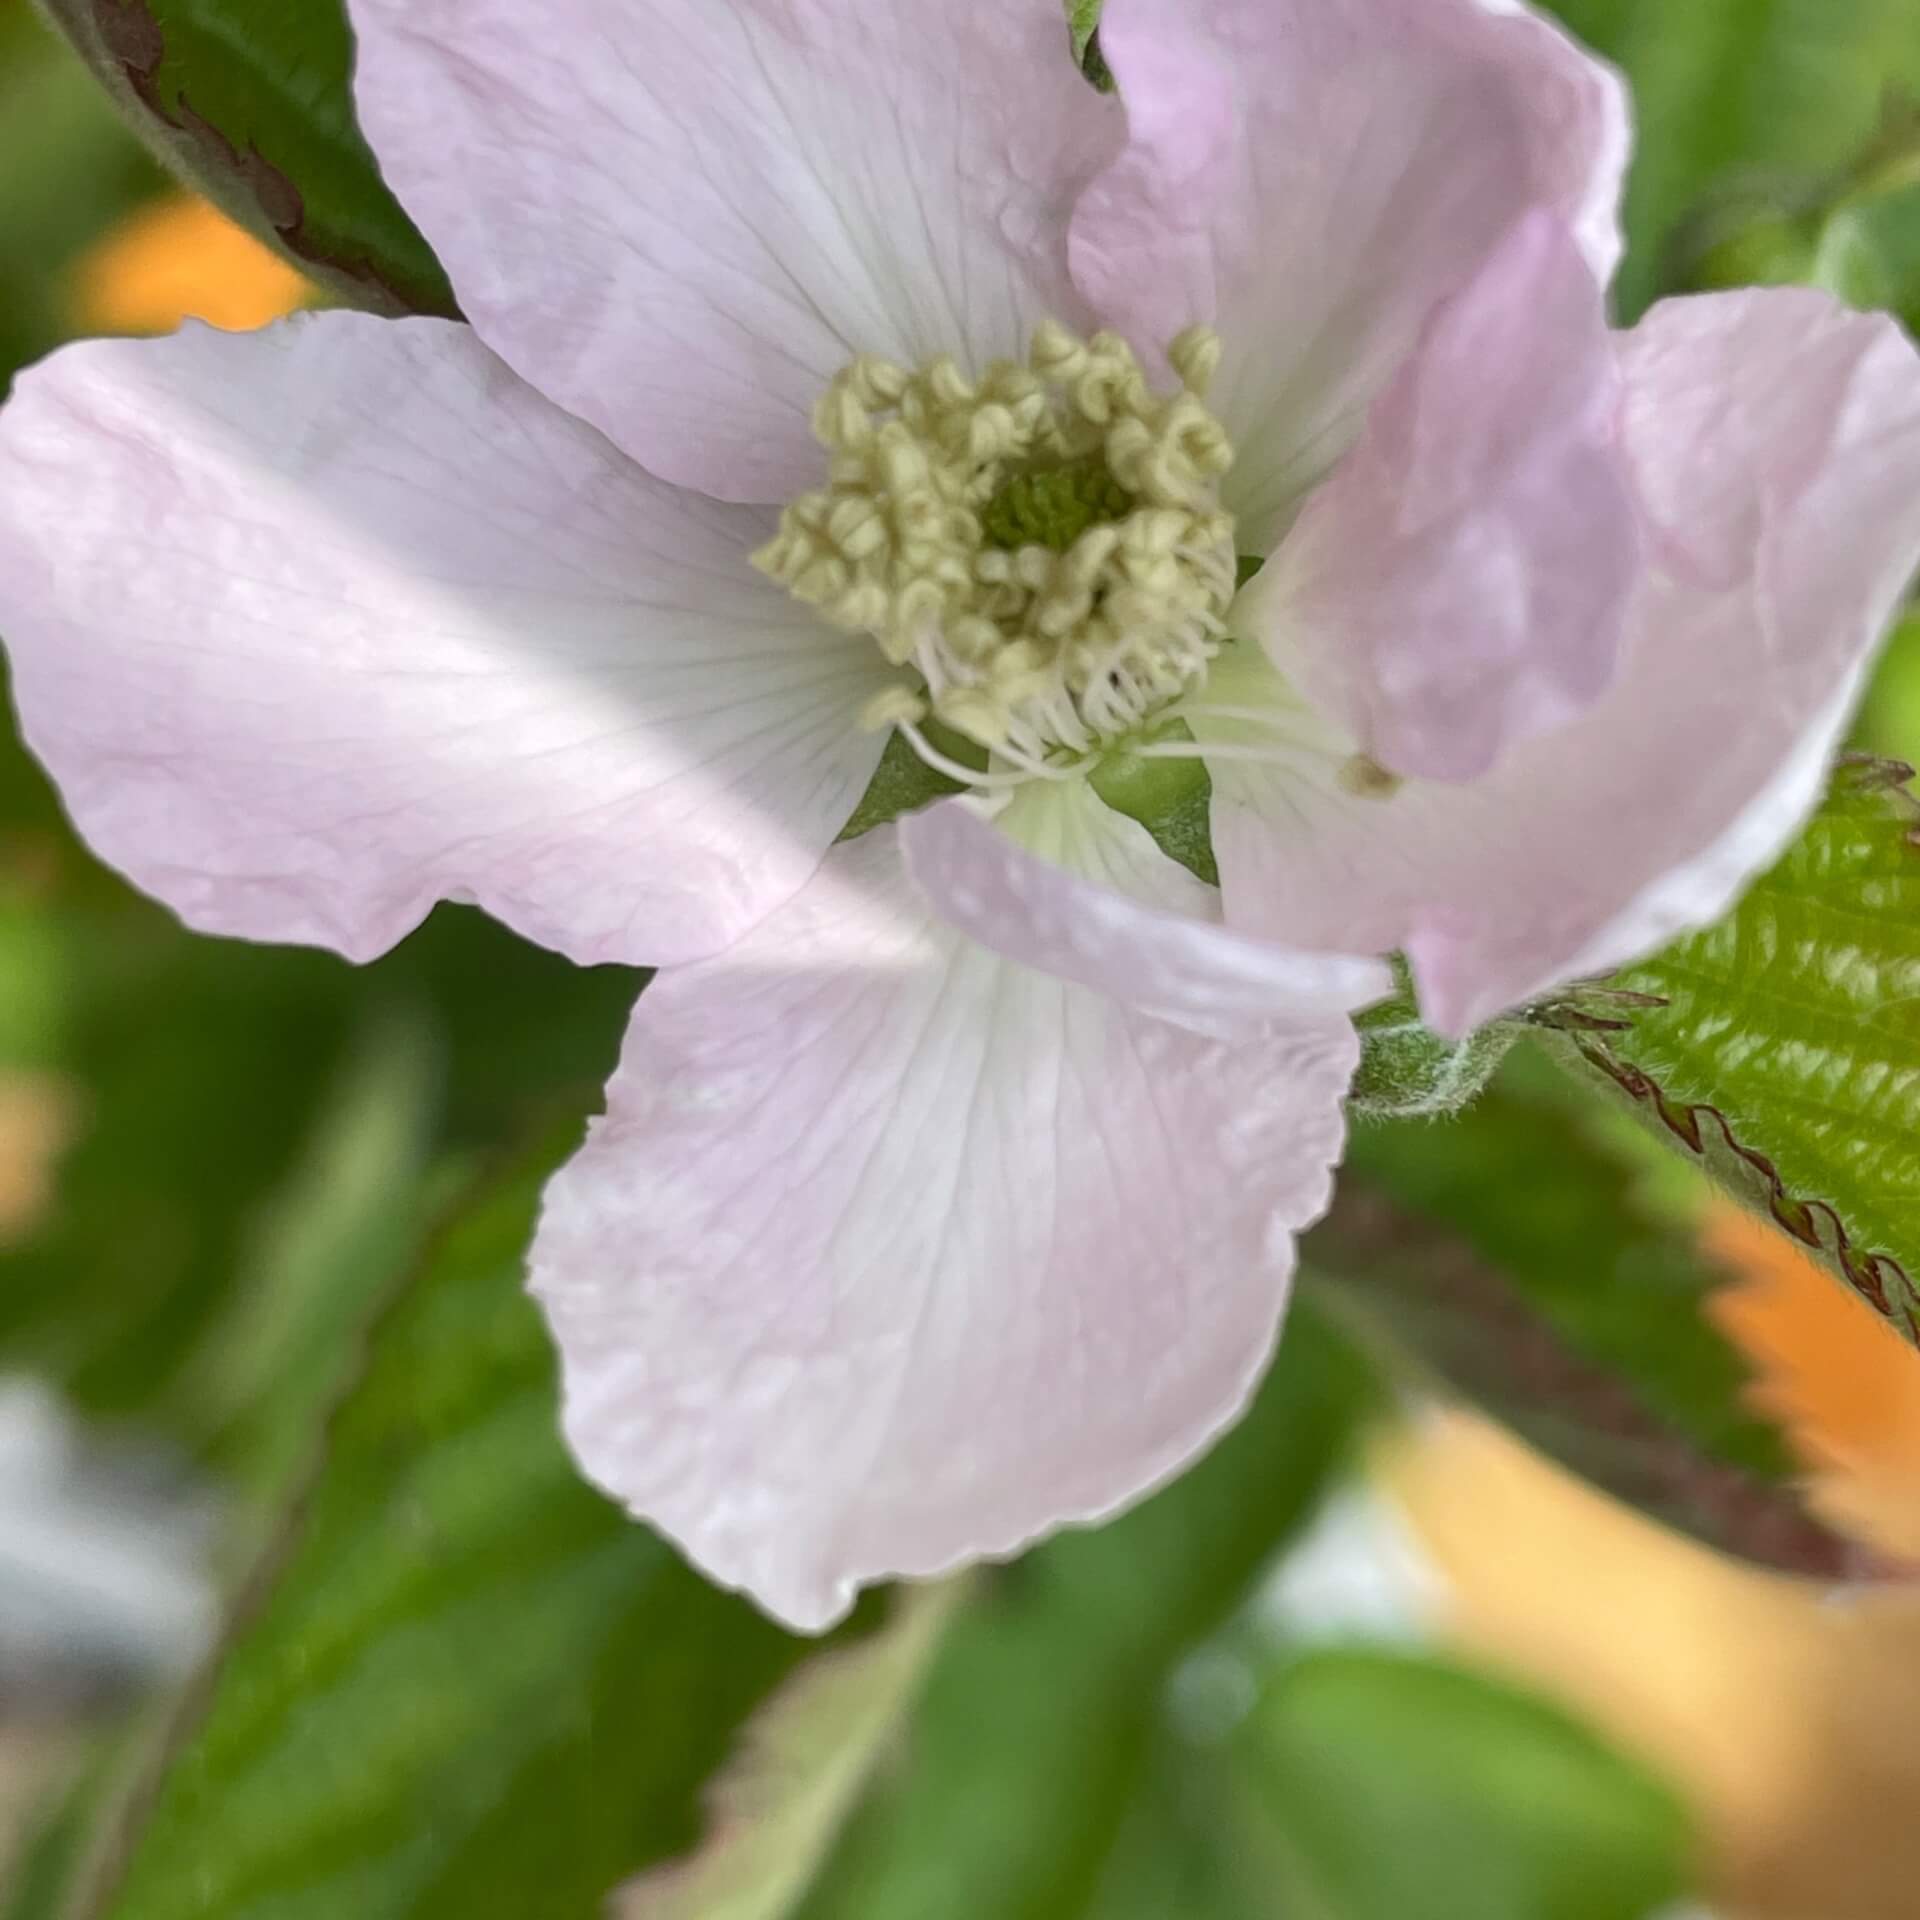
755, 322, 1239, 778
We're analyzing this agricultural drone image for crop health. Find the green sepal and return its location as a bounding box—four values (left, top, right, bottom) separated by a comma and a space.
1351, 969, 1521, 1119
1088, 734, 1218, 883
834, 731, 964, 843
1066, 0, 1114, 91
836, 724, 1220, 886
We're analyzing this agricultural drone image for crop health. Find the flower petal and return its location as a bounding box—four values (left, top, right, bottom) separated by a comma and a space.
900, 780, 1393, 1033
533, 825, 1360, 1630
346, 0, 1122, 503
1248, 213, 1640, 783
0, 314, 890, 967
1071, 0, 1628, 550
1201, 291, 1920, 1036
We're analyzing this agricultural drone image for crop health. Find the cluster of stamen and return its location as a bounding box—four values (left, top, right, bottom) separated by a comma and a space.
753, 321, 1238, 780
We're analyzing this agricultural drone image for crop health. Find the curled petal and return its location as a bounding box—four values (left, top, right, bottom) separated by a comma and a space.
1203, 291, 1920, 1035
0, 315, 890, 966
534, 826, 1360, 1629
901, 780, 1393, 1033
348, 0, 1122, 502
1249, 212, 1640, 783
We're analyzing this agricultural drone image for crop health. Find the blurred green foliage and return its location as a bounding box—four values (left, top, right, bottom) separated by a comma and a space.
1552, 0, 1920, 322
0, 6, 162, 378
1233, 1649, 1691, 1920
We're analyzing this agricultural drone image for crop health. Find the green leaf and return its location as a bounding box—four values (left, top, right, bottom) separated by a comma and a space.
1542, 0, 1920, 319
1810, 178, 1920, 328
1076, 1736, 1283, 1920
1859, 609, 1920, 761
80, 1143, 808, 1920
1677, 104, 1920, 320
1233, 1649, 1692, 1920
1314, 1048, 1847, 1573
366, 904, 639, 1148
35, 0, 454, 315
0, 918, 360, 1427
1545, 758, 1920, 1347
615, 1584, 963, 1920
181, 1017, 442, 1516
792, 1305, 1379, 1919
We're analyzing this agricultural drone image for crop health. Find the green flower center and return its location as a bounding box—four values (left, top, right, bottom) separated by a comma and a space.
980, 452, 1135, 555
754, 321, 1240, 774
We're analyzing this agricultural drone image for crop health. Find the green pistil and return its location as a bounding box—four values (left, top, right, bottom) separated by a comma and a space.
981, 453, 1133, 553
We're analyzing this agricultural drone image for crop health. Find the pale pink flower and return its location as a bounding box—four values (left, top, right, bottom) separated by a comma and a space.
1, 0, 1917, 1628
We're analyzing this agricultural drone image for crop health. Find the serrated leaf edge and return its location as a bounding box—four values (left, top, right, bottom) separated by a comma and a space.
1553, 754, 1920, 1341
1567, 1028, 1920, 1343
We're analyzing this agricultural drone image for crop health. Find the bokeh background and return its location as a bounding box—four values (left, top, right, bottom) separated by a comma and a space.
3, 3, 1920, 1916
